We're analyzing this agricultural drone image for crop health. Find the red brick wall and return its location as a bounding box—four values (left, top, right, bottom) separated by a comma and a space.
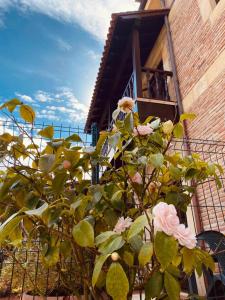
168, 0, 225, 140
167, 0, 225, 233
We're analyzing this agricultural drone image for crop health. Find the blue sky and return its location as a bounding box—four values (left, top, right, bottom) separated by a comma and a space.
0, 0, 138, 126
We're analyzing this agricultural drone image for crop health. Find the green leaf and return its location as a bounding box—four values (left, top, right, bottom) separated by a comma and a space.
39, 154, 55, 172
38, 126, 54, 139
166, 264, 180, 278
20, 104, 35, 123
25, 203, 48, 216
149, 153, 164, 168
99, 235, 125, 255
123, 251, 134, 266
138, 242, 153, 266
108, 132, 121, 150
124, 112, 134, 133
1, 98, 21, 112
154, 232, 178, 269
0, 213, 23, 244
43, 246, 60, 267
169, 165, 182, 180
181, 247, 195, 273
106, 263, 129, 300
150, 118, 160, 129
112, 108, 120, 121
129, 235, 143, 253
164, 271, 181, 300
52, 172, 68, 193
173, 122, 184, 138
180, 113, 196, 122
127, 214, 148, 241
72, 220, 94, 247
65, 134, 82, 142
92, 254, 110, 287
145, 271, 163, 299
0, 133, 14, 143
95, 231, 118, 246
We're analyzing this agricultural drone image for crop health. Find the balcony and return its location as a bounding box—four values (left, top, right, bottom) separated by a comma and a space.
123, 67, 177, 123
85, 9, 179, 133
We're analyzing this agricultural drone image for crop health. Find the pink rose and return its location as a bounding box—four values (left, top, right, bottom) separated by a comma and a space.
130, 172, 142, 184
153, 202, 180, 236
133, 124, 153, 136
113, 217, 133, 234
118, 97, 135, 113
153, 202, 197, 249
174, 224, 197, 249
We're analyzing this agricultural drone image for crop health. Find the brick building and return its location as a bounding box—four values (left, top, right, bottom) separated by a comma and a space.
85, 0, 225, 230
85, 1, 225, 295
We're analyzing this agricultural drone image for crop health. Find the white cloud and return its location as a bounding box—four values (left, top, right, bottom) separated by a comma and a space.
86, 49, 101, 61
0, 0, 139, 41
14, 88, 88, 123
35, 90, 54, 103
55, 37, 72, 51
15, 92, 35, 103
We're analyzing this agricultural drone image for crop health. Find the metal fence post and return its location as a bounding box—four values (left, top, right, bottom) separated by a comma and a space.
91, 122, 99, 184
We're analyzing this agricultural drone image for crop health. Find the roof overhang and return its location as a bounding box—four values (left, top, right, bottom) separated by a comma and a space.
85, 9, 169, 133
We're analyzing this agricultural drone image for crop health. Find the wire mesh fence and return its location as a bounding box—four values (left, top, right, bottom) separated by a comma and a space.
0, 119, 225, 299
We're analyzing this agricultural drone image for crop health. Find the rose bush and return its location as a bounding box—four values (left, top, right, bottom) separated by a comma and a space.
0, 98, 223, 300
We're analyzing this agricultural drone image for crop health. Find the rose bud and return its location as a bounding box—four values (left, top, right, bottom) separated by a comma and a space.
111, 252, 120, 261
63, 160, 71, 169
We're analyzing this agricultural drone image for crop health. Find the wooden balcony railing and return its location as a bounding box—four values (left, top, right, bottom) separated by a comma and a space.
123, 68, 173, 101
142, 67, 173, 101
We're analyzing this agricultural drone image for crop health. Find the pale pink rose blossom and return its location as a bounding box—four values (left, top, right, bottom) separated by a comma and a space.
174, 224, 197, 249
153, 202, 180, 236
117, 97, 135, 113
130, 172, 143, 184
153, 202, 197, 249
133, 124, 153, 136
113, 217, 133, 234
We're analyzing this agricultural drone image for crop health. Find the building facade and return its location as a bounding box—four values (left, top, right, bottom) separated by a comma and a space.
85, 0, 225, 296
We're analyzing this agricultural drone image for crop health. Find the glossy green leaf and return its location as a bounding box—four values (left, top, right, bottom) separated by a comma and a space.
0, 133, 14, 143
164, 271, 180, 300
52, 172, 67, 193
169, 165, 182, 180
39, 154, 55, 172
154, 232, 178, 269
0, 213, 23, 244
138, 242, 153, 266
65, 133, 82, 142
149, 153, 164, 168
112, 108, 120, 121
43, 246, 60, 267
124, 112, 134, 133
127, 214, 148, 241
145, 271, 163, 299
180, 113, 196, 122
150, 118, 160, 129
173, 122, 184, 138
95, 231, 118, 246
108, 132, 121, 150
92, 254, 110, 287
72, 220, 94, 247
106, 262, 129, 300
99, 235, 125, 255
25, 203, 48, 216
38, 126, 54, 139
1, 98, 21, 112
181, 247, 195, 273
20, 104, 35, 123
123, 251, 134, 266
